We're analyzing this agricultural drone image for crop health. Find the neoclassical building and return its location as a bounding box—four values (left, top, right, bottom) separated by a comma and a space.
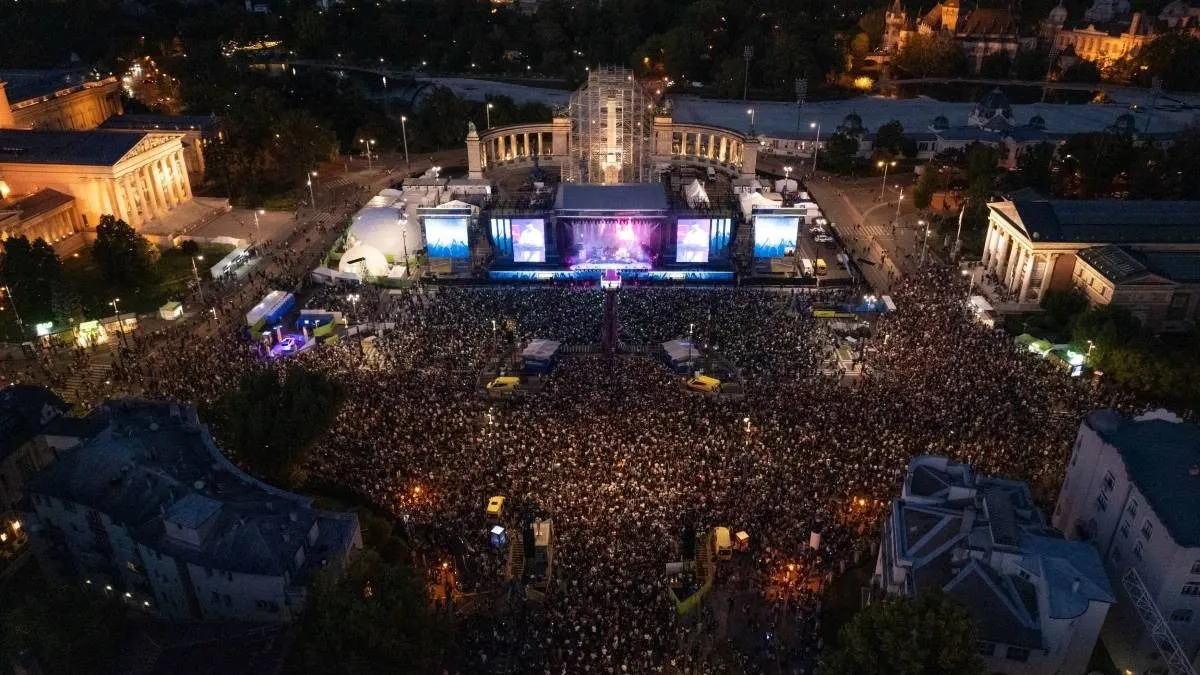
0, 69, 203, 249
467, 68, 758, 183
0, 129, 193, 234
981, 194, 1200, 330
883, 0, 1029, 73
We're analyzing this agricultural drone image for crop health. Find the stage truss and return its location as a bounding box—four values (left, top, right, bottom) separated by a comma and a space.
563, 67, 652, 185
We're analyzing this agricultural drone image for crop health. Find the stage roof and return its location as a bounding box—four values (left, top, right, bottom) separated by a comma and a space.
555, 184, 667, 212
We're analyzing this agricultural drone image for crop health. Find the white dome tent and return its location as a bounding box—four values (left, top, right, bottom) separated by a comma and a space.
338, 243, 390, 278
343, 189, 422, 261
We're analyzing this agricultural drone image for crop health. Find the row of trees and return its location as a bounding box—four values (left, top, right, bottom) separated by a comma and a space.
0, 217, 161, 333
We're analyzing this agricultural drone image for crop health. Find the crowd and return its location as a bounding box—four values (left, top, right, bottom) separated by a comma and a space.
100, 260, 1120, 673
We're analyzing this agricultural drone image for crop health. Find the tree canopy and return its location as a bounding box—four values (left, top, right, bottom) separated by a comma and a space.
893, 33, 967, 78
92, 215, 159, 287
1, 582, 131, 675
0, 236, 62, 326
822, 593, 983, 675
204, 366, 342, 486
288, 550, 448, 675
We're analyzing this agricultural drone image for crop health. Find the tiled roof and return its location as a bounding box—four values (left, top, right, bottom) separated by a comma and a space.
0, 129, 146, 167
1086, 409, 1200, 547
7, 189, 74, 220
0, 69, 99, 104
992, 198, 1200, 244
959, 8, 1019, 35
1077, 245, 1150, 283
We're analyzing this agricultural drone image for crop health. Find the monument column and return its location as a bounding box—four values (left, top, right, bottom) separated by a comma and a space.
1019, 251, 1035, 303
109, 179, 127, 224
992, 232, 1009, 276
193, 138, 206, 174
162, 158, 181, 207
176, 152, 193, 200
125, 175, 143, 226
466, 125, 484, 180
143, 166, 164, 219
168, 156, 186, 203
981, 225, 995, 268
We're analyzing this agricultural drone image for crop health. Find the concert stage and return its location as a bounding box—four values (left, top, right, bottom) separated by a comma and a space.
488, 183, 734, 282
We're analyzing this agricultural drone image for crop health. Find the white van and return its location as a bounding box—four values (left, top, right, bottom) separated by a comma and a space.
800, 258, 815, 277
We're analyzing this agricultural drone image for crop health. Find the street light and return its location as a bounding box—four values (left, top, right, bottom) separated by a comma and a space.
253, 209, 264, 243
877, 160, 897, 199
359, 138, 375, 169
1, 285, 25, 339
190, 255, 206, 306
893, 186, 905, 229
307, 170, 319, 207
919, 219, 932, 266
746, 108, 755, 132
486, 102, 494, 130
400, 115, 410, 171
810, 121, 821, 173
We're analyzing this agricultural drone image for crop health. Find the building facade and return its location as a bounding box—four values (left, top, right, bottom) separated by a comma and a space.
0, 70, 123, 133
980, 195, 1200, 325
24, 399, 362, 623
883, 0, 1028, 73
1053, 409, 1200, 674
875, 455, 1113, 675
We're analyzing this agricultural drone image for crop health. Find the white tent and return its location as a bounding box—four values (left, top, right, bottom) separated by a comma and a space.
738, 191, 781, 219
683, 179, 710, 208
339, 243, 390, 277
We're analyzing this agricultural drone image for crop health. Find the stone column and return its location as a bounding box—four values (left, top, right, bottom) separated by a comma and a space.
109, 178, 128, 224
176, 152, 193, 200
159, 159, 178, 206
194, 138, 206, 175
981, 225, 995, 268
718, 136, 727, 163
125, 175, 143, 226
466, 127, 483, 179
1003, 243, 1021, 291
993, 233, 1010, 277
155, 159, 176, 209
1019, 250, 1036, 303
1036, 253, 1058, 302
143, 167, 164, 219
524, 133, 531, 158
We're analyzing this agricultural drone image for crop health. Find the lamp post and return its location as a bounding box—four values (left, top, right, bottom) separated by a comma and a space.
746, 108, 755, 134
359, 138, 375, 169
486, 102, 494, 130
1, 285, 25, 340
953, 198, 967, 261
893, 186, 904, 228
877, 160, 897, 200
307, 170, 318, 207
190, 255, 206, 307
400, 115, 410, 171
919, 219, 931, 266
253, 209, 264, 243
810, 121, 821, 174
109, 297, 126, 348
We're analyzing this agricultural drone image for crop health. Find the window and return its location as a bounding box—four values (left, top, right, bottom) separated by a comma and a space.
1103, 471, 1115, 492
1192, 560, 1200, 575
1120, 520, 1131, 539
1005, 646, 1031, 662
1142, 520, 1154, 541
1126, 499, 1139, 519
1171, 609, 1194, 623
1181, 582, 1200, 596
1096, 491, 1109, 512
1134, 541, 1144, 560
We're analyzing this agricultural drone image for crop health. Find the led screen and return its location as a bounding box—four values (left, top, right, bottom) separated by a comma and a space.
425, 216, 470, 258
511, 218, 547, 263
675, 219, 712, 264
753, 215, 799, 257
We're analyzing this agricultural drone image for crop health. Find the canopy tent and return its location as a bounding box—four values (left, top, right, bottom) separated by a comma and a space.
683, 179, 710, 208
738, 191, 781, 219
521, 339, 562, 373
245, 290, 294, 330
662, 339, 701, 373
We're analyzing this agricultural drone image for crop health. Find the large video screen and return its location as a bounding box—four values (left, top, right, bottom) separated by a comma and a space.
675, 219, 712, 264
511, 218, 547, 263
425, 216, 470, 258
753, 215, 799, 257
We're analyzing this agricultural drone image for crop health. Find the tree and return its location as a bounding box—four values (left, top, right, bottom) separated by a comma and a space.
822, 593, 983, 675
978, 51, 1012, 79
289, 551, 448, 675
205, 366, 342, 486
1061, 59, 1101, 84
873, 120, 907, 159
912, 165, 939, 209
0, 235, 62, 325
1040, 288, 1089, 333
822, 133, 860, 174
1054, 133, 1136, 198
1131, 31, 1200, 91
92, 215, 159, 287
1014, 142, 1056, 193
893, 33, 968, 78
0, 582, 130, 675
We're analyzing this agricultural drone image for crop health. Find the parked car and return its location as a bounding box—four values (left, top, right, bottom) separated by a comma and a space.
813, 234, 835, 244
808, 225, 826, 236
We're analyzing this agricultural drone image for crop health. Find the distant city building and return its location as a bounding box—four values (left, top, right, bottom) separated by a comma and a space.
875, 455, 1113, 675
982, 193, 1200, 325
1054, 409, 1200, 674
883, 0, 1028, 73
1040, 0, 1200, 67
24, 398, 361, 622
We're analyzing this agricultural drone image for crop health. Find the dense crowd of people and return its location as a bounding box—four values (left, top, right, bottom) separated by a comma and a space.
102, 262, 1117, 673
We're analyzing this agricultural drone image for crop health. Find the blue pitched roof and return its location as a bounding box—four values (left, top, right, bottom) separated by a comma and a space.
0, 129, 147, 167
1087, 410, 1200, 547
0, 385, 67, 462
996, 199, 1200, 244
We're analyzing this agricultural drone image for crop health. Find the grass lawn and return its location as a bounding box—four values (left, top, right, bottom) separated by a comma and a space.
61, 243, 234, 318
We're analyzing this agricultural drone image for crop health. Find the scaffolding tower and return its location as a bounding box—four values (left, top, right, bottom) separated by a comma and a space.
564, 66, 652, 184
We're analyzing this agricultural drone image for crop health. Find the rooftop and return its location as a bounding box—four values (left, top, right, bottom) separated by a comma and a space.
27, 399, 359, 579
100, 114, 219, 134
0, 69, 109, 105
0, 129, 148, 167
555, 183, 668, 212
0, 385, 67, 463
888, 456, 1113, 647
1085, 409, 1200, 547
990, 197, 1200, 244
4, 188, 74, 221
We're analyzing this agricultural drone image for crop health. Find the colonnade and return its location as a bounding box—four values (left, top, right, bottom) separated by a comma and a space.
481, 130, 554, 168
671, 130, 742, 166
100, 149, 193, 228
981, 221, 1060, 304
